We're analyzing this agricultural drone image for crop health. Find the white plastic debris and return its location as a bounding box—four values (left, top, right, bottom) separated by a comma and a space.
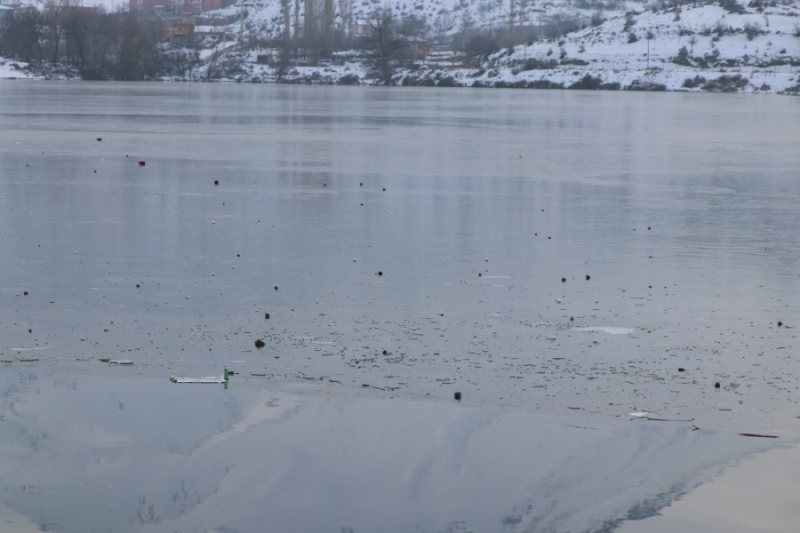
171, 368, 229, 385
170, 376, 225, 383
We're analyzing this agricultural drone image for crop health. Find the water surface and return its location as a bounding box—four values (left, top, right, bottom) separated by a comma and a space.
1, 82, 800, 531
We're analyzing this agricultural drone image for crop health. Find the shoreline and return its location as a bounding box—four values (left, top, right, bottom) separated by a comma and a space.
2, 62, 799, 95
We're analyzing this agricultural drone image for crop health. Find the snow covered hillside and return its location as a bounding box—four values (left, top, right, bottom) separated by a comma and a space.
2, 0, 798, 93
207, 0, 800, 93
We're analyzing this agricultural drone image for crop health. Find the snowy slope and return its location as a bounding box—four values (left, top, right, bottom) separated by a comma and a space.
202, 0, 800, 94
214, 0, 640, 38
499, 4, 800, 69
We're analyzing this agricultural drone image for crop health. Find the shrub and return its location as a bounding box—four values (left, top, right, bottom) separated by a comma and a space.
521, 58, 558, 70
527, 80, 565, 89
673, 46, 692, 66
568, 75, 620, 90
465, 33, 498, 58
628, 32, 639, 43
682, 75, 706, 88
626, 80, 667, 91
561, 58, 589, 66
744, 22, 762, 40
338, 73, 361, 85
624, 13, 637, 32
718, 0, 744, 14
702, 74, 749, 92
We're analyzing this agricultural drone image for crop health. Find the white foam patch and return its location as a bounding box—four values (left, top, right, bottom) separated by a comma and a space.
11, 347, 51, 351
575, 327, 634, 335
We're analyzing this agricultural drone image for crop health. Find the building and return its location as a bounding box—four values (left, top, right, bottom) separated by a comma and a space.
398, 35, 428, 62
171, 22, 194, 42
0, 5, 14, 21
130, 0, 223, 15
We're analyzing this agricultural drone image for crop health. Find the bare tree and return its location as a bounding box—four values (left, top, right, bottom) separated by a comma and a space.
63, 7, 117, 79
294, 0, 300, 44
508, 0, 515, 39
0, 7, 45, 63
281, 0, 291, 43
320, 0, 334, 54
452, 11, 471, 53
304, 0, 315, 44
337, 0, 353, 41
117, 13, 160, 80
368, 8, 400, 84
274, 38, 294, 80
44, 0, 67, 63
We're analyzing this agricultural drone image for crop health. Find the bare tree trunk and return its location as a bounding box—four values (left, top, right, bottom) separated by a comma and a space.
46, 0, 71, 63
337, 0, 352, 41
293, 0, 300, 47
281, 0, 290, 43
508, 0, 514, 40
304, 0, 314, 46
321, 0, 333, 54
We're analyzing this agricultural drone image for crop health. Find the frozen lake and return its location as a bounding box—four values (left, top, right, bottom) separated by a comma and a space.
1, 82, 800, 532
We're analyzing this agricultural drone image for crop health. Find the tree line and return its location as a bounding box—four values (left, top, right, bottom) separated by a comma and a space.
0, 2, 163, 80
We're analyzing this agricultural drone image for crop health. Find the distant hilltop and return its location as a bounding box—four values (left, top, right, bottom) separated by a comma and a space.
1, 0, 798, 93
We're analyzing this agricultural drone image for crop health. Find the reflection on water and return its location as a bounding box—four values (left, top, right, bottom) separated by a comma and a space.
618, 445, 800, 533
0, 371, 779, 533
